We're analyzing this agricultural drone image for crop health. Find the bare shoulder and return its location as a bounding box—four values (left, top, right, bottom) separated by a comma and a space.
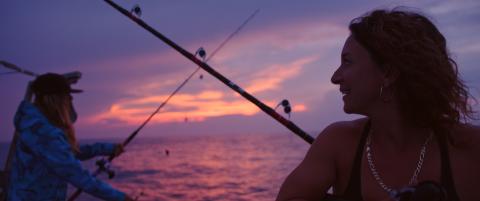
446, 123, 480, 168
451, 123, 480, 152
306, 118, 370, 194
449, 123, 480, 168
312, 117, 369, 149
448, 123, 480, 200
275, 118, 370, 201
310, 117, 370, 160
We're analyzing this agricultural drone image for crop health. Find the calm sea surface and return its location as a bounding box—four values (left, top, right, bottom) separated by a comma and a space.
1, 133, 310, 201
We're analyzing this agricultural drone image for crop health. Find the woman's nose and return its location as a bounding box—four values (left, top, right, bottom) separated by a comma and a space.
331, 67, 342, 84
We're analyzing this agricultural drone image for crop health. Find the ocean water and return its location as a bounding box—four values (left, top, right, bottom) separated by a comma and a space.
1, 133, 310, 201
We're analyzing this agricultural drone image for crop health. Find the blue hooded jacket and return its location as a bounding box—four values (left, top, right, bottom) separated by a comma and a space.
7, 101, 125, 201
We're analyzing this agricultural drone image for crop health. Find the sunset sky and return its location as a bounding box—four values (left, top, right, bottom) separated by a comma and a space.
1, 0, 479, 142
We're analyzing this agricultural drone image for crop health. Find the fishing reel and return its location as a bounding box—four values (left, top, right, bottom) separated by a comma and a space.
275, 99, 292, 119
95, 158, 116, 179
391, 181, 447, 201
195, 47, 207, 79
195, 47, 207, 61
130, 4, 142, 17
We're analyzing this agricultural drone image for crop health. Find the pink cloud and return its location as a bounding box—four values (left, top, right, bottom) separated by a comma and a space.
245, 56, 317, 94
86, 88, 307, 126
210, 21, 347, 64
87, 90, 265, 125
81, 19, 340, 127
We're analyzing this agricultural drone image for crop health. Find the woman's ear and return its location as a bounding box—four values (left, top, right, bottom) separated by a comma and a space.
382, 66, 399, 87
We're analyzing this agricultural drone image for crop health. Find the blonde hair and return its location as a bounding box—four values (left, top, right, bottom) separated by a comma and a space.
34, 94, 80, 153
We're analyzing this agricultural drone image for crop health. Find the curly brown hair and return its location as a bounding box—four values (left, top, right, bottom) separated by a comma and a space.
349, 8, 476, 130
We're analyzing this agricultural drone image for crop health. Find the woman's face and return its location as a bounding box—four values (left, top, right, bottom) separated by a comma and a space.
331, 36, 385, 115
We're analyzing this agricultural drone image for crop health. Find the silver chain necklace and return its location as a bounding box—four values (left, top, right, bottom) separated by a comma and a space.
365, 129, 433, 194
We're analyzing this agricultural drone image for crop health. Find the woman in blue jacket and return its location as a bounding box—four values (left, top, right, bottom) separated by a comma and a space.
7, 73, 134, 201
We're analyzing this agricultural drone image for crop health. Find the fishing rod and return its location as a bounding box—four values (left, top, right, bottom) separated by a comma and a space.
102, 0, 315, 144
67, 6, 260, 201
0, 60, 82, 83
0, 60, 38, 77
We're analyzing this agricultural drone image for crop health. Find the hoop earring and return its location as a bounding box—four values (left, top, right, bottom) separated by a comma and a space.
379, 85, 384, 98
380, 85, 393, 103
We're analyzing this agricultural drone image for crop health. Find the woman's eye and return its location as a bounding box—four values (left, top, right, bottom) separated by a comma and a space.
342, 59, 352, 65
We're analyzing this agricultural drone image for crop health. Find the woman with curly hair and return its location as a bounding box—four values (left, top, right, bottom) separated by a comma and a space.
277, 8, 479, 201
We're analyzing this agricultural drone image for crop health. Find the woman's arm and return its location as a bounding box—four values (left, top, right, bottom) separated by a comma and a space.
23, 127, 126, 201
276, 123, 342, 201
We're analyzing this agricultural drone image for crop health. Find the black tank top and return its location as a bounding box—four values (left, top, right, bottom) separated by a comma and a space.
340, 120, 460, 201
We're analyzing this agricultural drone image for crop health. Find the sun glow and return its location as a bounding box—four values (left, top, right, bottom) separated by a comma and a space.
88, 90, 269, 125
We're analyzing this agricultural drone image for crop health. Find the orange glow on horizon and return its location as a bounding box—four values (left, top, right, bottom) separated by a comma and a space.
86, 89, 308, 126
88, 90, 274, 125
82, 21, 331, 127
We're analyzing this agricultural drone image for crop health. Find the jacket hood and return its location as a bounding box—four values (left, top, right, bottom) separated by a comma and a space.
14, 101, 50, 131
